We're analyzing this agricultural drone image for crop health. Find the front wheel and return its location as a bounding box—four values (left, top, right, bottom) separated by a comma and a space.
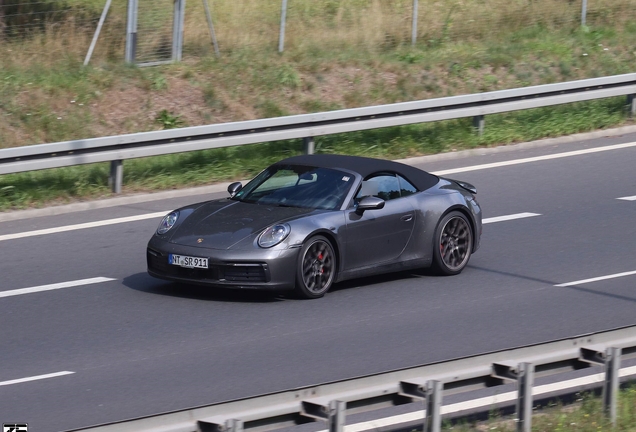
294, 236, 336, 299
431, 211, 473, 275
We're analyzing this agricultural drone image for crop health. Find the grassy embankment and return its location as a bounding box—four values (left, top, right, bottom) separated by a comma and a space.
446, 387, 636, 431
0, 0, 635, 210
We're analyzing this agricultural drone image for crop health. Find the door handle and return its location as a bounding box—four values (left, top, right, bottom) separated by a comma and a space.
401, 214, 413, 222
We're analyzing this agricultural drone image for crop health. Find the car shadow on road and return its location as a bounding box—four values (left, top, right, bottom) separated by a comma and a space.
123, 267, 438, 301
329, 268, 437, 293
122, 272, 285, 303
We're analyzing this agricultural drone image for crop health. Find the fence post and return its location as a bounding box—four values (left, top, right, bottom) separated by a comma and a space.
172, 0, 186, 62
278, 0, 288, 53
109, 160, 124, 193
628, 94, 635, 117
516, 362, 534, 432
603, 347, 621, 426
424, 380, 442, 432
125, 0, 138, 63
411, 0, 418, 46
581, 0, 588, 26
84, 0, 112, 66
202, 0, 220, 57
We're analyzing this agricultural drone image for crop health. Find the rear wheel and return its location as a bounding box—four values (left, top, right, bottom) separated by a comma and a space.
431, 211, 473, 275
294, 236, 336, 299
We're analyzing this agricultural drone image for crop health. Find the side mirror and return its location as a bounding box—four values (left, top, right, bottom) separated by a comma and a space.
356, 196, 385, 214
228, 182, 243, 197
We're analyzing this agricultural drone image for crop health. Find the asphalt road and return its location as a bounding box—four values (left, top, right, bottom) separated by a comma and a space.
1, 129, 636, 432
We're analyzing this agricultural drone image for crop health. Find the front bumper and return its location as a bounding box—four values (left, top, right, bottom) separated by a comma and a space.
147, 237, 299, 291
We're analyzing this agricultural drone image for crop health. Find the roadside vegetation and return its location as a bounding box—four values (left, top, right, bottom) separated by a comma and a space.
0, 0, 635, 210
443, 387, 636, 431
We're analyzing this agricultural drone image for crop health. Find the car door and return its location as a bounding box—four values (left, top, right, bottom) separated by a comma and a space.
343, 173, 416, 270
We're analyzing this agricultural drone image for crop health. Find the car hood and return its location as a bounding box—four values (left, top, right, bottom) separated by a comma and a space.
169, 199, 316, 249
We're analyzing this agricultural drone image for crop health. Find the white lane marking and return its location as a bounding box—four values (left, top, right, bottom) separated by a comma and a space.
0, 211, 170, 242
0, 277, 116, 298
617, 195, 636, 201
555, 270, 636, 287
432, 141, 636, 176
0, 371, 75, 386
482, 212, 541, 224
332, 365, 636, 432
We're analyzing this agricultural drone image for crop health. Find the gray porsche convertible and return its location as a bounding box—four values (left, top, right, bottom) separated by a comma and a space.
147, 154, 482, 298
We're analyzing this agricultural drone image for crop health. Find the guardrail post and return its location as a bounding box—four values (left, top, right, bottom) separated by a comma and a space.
424, 380, 442, 432
304, 137, 315, 154
197, 418, 243, 432
628, 94, 635, 117
603, 347, 621, 426
301, 399, 346, 432
328, 400, 346, 432
516, 362, 534, 432
472, 115, 484, 136
225, 419, 243, 432
492, 361, 534, 432
109, 160, 124, 193
125, 0, 138, 63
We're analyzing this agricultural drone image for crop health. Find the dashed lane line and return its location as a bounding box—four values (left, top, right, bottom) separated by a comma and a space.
0, 211, 170, 242
617, 195, 636, 201
555, 270, 636, 287
432, 141, 636, 176
0, 371, 75, 387
0, 277, 116, 298
482, 212, 541, 224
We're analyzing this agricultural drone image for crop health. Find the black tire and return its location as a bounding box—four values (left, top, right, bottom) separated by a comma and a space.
431, 211, 473, 276
294, 235, 336, 299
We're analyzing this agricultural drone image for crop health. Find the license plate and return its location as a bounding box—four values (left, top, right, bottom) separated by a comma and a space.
168, 254, 209, 269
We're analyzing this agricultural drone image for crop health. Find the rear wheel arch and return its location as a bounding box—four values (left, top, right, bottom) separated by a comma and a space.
431, 209, 474, 275
438, 205, 476, 252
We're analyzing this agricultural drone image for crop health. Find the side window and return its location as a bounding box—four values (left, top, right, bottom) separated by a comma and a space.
355, 174, 401, 202
397, 175, 418, 197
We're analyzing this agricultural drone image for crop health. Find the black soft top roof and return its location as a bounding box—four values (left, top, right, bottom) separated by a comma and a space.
277, 154, 439, 191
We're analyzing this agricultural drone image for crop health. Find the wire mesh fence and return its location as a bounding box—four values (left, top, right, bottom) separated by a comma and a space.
0, 0, 635, 67
135, 0, 174, 63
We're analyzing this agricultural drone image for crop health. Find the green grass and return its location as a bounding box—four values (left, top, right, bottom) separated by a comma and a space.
445, 387, 636, 431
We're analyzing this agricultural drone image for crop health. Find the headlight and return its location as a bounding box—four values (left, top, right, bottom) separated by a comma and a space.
258, 223, 290, 248
157, 211, 179, 235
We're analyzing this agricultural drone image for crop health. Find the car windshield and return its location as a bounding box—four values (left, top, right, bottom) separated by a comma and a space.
232, 165, 354, 210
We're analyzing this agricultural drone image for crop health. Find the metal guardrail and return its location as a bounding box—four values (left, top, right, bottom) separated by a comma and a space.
1, 74, 635, 193
69, 325, 636, 432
